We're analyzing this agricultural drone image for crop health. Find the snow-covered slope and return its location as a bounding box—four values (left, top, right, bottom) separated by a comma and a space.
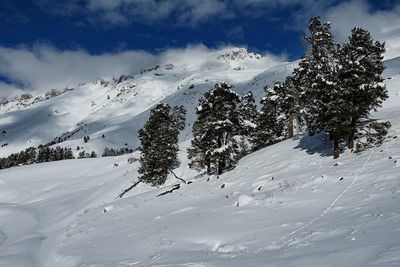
0, 47, 291, 157
0, 49, 399, 267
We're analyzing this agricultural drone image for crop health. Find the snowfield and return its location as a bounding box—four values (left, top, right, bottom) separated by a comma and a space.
0, 48, 400, 266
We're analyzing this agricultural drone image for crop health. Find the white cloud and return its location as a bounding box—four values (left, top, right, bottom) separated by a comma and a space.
35, 0, 337, 28
0, 82, 25, 100
233, 0, 337, 22
176, 0, 230, 25
36, 0, 230, 27
325, 0, 400, 59
0, 45, 157, 97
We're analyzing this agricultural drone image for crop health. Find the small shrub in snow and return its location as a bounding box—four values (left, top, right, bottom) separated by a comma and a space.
102, 147, 133, 157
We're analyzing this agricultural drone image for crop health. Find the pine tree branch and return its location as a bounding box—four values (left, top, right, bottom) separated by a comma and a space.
169, 169, 186, 184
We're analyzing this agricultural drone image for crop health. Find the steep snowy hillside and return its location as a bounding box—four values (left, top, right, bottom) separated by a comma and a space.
0, 50, 399, 267
0, 47, 291, 157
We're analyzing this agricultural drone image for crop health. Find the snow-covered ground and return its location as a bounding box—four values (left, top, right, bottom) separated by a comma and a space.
0, 49, 399, 266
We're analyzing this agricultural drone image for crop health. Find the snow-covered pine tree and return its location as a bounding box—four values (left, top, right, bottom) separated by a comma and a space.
171, 105, 187, 132
64, 148, 74, 159
252, 83, 285, 149
37, 146, 51, 163
238, 91, 258, 154
24, 147, 37, 164
339, 27, 389, 149
187, 92, 214, 174
188, 83, 241, 175
138, 103, 186, 186
269, 76, 304, 139
300, 17, 347, 158
238, 91, 257, 136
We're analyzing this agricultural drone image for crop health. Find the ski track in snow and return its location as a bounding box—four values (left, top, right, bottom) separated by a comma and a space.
266, 149, 374, 251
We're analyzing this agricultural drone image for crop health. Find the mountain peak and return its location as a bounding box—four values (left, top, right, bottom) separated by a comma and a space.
217, 47, 262, 61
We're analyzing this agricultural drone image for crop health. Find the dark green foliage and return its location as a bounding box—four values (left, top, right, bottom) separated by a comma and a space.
339, 27, 388, 149
188, 83, 241, 175
238, 91, 257, 136
238, 91, 258, 155
301, 17, 345, 137
37, 146, 74, 162
294, 17, 350, 158
291, 17, 389, 158
273, 76, 304, 138
172, 105, 187, 131
0, 146, 75, 170
252, 83, 285, 149
78, 151, 85, 159
138, 103, 186, 186
355, 120, 391, 152
102, 147, 134, 157
77, 150, 97, 158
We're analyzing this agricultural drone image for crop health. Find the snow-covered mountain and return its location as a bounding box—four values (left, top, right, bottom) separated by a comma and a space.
0, 47, 293, 157
0, 48, 399, 267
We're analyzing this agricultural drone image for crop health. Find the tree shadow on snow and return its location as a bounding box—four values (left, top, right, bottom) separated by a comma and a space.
293, 132, 334, 157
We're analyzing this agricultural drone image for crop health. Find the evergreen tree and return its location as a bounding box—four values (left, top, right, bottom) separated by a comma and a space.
188, 83, 241, 175
238, 91, 258, 136
298, 16, 347, 158
339, 27, 388, 149
172, 105, 187, 131
252, 84, 285, 149
188, 90, 215, 174
78, 151, 86, 159
64, 148, 75, 159
24, 147, 37, 164
238, 91, 258, 154
37, 146, 51, 162
138, 103, 186, 186
271, 76, 304, 138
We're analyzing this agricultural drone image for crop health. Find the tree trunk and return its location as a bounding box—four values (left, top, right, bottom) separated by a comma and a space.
217, 160, 223, 175
347, 118, 356, 149
347, 131, 354, 150
206, 160, 211, 175
288, 113, 294, 139
333, 134, 340, 159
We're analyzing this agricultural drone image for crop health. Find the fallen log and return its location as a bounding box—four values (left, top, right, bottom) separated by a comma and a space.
156, 184, 180, 197
115, 180, 141, 199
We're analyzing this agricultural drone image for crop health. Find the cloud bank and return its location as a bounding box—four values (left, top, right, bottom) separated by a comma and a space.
0, 45, 158, 98
324, 0, 400, 60
35, 0, 337, 27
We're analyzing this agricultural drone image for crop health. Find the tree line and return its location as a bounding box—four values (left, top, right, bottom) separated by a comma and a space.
0, 145, 135, 170
0, 146, 74, 170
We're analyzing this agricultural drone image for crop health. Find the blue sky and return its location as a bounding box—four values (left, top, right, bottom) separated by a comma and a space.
1, 0, 400, 97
